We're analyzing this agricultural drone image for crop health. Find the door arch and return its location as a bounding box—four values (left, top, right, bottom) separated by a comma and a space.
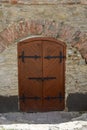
18, 37, 66, 112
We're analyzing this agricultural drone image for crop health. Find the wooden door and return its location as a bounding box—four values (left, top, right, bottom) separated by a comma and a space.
18, 37, 66, 112
43, 41, 65, 111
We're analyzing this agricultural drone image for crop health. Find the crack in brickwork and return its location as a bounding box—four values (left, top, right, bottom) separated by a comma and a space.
0, 19, 87, 63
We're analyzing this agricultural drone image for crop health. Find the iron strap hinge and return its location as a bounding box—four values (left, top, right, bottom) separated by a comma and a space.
44, 51, 66, 63
19, 94, 41, 102
28, 77, 56, 81
45, 93, 64, 102
19, 51, 41, 62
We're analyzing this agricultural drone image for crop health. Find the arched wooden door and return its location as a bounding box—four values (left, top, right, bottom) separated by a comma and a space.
18, 37, 66, 112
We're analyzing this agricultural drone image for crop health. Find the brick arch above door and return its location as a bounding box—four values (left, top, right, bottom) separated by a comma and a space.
0, 19, 87, 62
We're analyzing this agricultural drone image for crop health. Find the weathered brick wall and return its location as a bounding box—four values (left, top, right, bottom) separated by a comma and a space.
1, 0, 87, 4
0, 1, 87, 97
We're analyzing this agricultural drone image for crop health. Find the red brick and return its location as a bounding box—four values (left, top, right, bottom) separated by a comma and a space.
0, 36, 7, 52
9, 0, 17, 4
81, 0, 87, 4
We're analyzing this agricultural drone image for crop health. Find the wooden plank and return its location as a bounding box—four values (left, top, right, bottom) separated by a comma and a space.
18, 40, 43, 112
43, 40, 65, 111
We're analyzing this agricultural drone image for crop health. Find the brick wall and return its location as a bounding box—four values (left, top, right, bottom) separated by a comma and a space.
0, 0, 87, 4
0, 20, 87, 61
0, 1, 87, 98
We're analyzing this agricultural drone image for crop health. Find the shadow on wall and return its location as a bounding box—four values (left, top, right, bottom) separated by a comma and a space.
0, 96, 18, 113
0, 93, 87, 113
66, 93, 87, 111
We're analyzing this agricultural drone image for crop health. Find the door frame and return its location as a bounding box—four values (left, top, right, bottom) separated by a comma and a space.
17, 37, 66, 112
